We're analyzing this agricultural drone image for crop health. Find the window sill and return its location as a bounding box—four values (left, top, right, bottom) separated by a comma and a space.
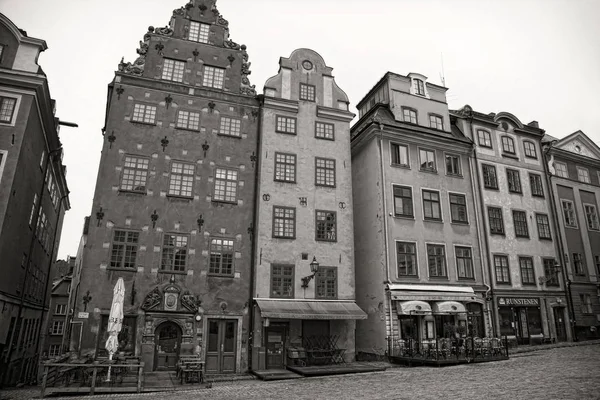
457, 277, 476, 281
446, 173, 463, 178
315, 136, 335, 141
275, 131, 297, 135
515, 235, 530, 239
451, 221, 469, 225
118, 189, 146, 196
393, 214, 415, 220
522, 283, 537, 286
391, 163, 410, 169
167, 194, 193, 201
524, 155, 538, 160
217, 133, 242, 139
175, 127, 200, 133
272, 236, 296, 240
316, 238, 337, 243
315, 184, 336, 189
478, 145, 493, 150
419, 169, 438, 175
539, 237, 553, 241
106, 268, 138, 273
564, 225, 579, 229
502, 153, 519, 160
508, 191, 523, 195
315, 297, 338, 300
395, 276, 420, 280
274, 179, 297, 184
211, 199, 238, 205
483, 186, 499, 191
130, 121, 157, 126
429, 276, 449, 280
495, 282, 512, 285
207, 274, 235, 278
532, 194, 545, 199
423, 218, 443, 224
158, 270, 187, 275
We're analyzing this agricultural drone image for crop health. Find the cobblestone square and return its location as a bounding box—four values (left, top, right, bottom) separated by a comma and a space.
3, 344, 585, 400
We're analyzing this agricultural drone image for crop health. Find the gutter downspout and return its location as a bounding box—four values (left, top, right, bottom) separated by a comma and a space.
247, 96, 263, 372
466, 116, 497, 336
543, 144, 577, 342
375, 121, 394, 353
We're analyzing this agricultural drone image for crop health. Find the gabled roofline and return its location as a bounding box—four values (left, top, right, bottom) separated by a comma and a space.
0, 13, 47, 51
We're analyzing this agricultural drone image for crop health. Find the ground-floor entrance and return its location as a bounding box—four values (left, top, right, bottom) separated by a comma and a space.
154, 321, 182, 371
553, 307, 567, 342
265, 325, 287, 369
205, 319, 237, 374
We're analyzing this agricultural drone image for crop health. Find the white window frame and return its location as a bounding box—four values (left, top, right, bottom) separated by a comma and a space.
168, 161, 195, 197
445, 153, 462, 176
219, 117, 241, 137
554, 162, 568, 178
51, 320, 64, 335
315, 122, 334, 140
131, 104, 157, 124
0, 92, 21, 126
421, 188, 443, 222
477, 129, 492, 148
419, 148, 436, 172
523, 140, 537, 159
561, 199, 578, 228
426, 242, 447, 278
161, 59, 185, 82
395, 240, 418, 278
402, 108, 417, 124
584, 203, 599, 230
55, 304, 67, 315
176, 110, 200, 130
429, 114, 443, 130
120, 155, 150, 193
577, 167, 591, 183
448, 191, 468, 224
203, 65, 225, 89
213, 167, 238, 203
454, 245, 474, 279
390, 142, 410, 168
188, 21, 210, 43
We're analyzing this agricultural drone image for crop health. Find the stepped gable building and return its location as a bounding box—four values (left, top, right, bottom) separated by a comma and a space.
0, 13, 71, 386
452, 106, 569, 343
351, 72, 489, 358
251, 49, 364, 371
75, 1, 259, 374
543, 130, 600, 341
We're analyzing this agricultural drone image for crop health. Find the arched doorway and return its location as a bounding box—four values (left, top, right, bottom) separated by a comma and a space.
154, 321, 182, 371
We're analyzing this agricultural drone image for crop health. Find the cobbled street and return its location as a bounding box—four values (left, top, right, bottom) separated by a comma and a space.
37, 345, 600, 400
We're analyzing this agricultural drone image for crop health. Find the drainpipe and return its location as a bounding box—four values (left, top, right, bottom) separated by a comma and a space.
375, 121, 394, 352
247, 96, 263, 372
465, 116, 497, 336
542, 143, 577, 342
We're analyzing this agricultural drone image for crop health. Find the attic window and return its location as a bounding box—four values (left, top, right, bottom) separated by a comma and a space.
189, 21, 209, 43
414, 79, 425, 96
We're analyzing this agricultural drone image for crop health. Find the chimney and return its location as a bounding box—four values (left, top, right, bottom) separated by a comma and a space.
528, 121, 539, 128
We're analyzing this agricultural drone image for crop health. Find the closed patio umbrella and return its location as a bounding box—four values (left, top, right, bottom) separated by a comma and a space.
105, 277, 125, 382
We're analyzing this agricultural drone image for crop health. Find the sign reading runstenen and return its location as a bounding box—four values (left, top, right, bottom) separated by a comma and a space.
497, 297, 539, 306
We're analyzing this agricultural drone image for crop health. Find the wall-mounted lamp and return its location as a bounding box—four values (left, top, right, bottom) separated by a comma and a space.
195, 314, 202, 322
301, 257, 320, 288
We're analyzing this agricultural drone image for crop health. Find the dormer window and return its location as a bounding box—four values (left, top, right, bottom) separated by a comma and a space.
402, 108, 417, 124
429, 114, 443, 130
501, 136, 515, 155
415, 79, 425, 96
477, 130, 492, 148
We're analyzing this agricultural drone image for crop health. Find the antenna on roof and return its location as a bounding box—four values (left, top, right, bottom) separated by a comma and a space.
440, 52, 446, 87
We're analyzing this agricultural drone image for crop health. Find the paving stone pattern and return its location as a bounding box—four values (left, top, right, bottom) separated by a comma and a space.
2, 345, 599, 400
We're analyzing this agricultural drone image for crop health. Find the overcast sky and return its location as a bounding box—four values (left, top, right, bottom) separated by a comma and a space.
3, 0, 599, 260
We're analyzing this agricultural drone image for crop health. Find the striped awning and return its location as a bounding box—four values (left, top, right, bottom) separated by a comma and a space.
396, 300, 432, 315
432, 301, 467, 314
255, 299, 367, 320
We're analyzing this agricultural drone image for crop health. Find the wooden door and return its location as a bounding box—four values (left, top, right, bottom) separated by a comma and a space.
206, 319, 237, 374
554, 307, 567, 341
266, 326, 286, 369
154, 322, 181, 371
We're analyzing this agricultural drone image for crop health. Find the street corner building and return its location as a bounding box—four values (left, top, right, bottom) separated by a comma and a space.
0, 13, 71, 385
350, 73, 491, 358
542, 130, 600, 341
251, 48, 365, 371
74, 1, 258, 374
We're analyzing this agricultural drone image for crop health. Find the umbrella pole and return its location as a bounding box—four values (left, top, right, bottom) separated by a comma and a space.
106, 352, 113, 382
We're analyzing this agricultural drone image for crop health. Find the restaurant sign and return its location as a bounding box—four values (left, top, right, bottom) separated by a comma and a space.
498, 297, 539, 306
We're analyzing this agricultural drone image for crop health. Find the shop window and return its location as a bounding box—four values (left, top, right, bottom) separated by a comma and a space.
527, 308, 543, 335
393, 185, 413, 218
390, 143, 409, 167
271, 264, 294, 298
96, 316, 137, 357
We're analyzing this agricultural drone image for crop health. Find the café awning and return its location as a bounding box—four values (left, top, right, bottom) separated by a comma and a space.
387, 283, 479, 302
255, 299, 367, 320
432, 301, 467, 314
396, 300, 432, 315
